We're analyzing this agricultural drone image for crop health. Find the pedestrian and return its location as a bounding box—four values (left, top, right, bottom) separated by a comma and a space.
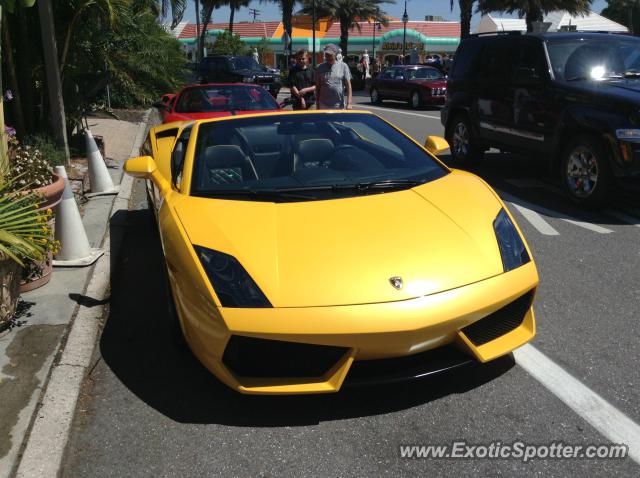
315, 43, 352, 110
287, 49, 316, 110
442, 53, 453, 75
372, 57, 382, 78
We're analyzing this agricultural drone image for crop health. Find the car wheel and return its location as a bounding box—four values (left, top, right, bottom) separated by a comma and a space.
410, 91, 422, 110
561, 135, 613, 207
371, 88, 383, 105
448, 114, 480, 163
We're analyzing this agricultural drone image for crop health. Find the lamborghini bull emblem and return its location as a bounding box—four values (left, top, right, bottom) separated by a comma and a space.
389, 276, 403, 290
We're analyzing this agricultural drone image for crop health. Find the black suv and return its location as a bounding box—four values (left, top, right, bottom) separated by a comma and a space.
442, 31, 640, 206
199, 55, 281, 97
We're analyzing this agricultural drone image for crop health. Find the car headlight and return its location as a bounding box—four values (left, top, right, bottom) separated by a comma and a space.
194, 245, 271, 308
242, 77, 254, 83
616, 129, 640, 141
493, 209, 530, 272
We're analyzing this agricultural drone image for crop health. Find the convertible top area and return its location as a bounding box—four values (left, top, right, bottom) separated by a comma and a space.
186, 111, 449, 201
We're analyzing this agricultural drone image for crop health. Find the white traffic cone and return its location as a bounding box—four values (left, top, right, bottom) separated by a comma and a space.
85, 128, 118, 196
52, 166, 104, 267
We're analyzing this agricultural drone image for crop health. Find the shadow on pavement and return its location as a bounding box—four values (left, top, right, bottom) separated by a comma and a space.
438, 150, 640, 224
100, 208, 515, 427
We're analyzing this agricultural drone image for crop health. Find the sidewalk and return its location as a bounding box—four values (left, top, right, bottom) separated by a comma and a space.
0, 112, 154, 478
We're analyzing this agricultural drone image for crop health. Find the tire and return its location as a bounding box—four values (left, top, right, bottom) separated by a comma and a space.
409, 90, 422, 110
561, 135, 613, 207
447, 114, 481, 163
370, 88, 383, 105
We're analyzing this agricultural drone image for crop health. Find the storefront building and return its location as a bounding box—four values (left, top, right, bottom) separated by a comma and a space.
172, 16, 460, 69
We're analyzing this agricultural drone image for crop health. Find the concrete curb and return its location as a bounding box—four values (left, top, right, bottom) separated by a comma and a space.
13, 110, 152, 478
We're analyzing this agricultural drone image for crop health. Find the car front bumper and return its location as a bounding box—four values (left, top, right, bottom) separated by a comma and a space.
180, 261, 538, 394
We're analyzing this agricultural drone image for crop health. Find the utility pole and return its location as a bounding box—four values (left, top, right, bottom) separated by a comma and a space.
249, 8, 260, 22
38, 0, 70, 164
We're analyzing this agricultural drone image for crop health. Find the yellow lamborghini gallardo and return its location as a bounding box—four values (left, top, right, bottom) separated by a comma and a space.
125, 110, 538, 395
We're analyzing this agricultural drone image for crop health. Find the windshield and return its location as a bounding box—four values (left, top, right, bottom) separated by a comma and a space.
191, 113, 447, 201
230, 57, 260, 70
409, 68, 445, 80
174, 85, 278, 113
547, 37, 640, 81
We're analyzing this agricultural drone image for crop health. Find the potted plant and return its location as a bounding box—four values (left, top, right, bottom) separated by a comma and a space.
5, 135, 63, 291
0, 181, 55, 330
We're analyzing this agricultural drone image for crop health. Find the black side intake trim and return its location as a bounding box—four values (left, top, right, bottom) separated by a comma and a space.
223, 335, 348, 378
461, 290, 534, 346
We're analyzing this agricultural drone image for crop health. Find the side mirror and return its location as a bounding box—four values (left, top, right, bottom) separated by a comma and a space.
514, 67, 542, 86
125, 156, 157, 178
396, 75, 404, 81
153, 101, 167, 110
424, 136, 450, 156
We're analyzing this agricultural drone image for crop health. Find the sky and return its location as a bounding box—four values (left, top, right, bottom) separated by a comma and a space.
181, 0, 611, 31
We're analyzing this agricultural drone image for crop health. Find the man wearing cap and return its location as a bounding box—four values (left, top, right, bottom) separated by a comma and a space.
315, 44, 352, 110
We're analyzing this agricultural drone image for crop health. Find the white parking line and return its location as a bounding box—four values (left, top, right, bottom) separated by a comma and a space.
508, 202, 560, 236
353, 104, 441, 119
515, 344, 640, 463
499, 191, 614, 234
606, 209, 640, 227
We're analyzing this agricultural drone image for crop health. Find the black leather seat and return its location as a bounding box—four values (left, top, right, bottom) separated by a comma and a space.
293, 138, 334, 171
200, 145, 258, 187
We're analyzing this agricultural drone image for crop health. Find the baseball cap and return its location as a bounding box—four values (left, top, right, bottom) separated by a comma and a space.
323, 44, 338, 56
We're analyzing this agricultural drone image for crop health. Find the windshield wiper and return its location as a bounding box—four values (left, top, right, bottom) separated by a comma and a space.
566, 75, 623, 82
196, 189, 316, 200
274, 179, 427, 193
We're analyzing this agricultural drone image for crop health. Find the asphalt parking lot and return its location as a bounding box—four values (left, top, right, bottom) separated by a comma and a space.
61, 96, 640, 477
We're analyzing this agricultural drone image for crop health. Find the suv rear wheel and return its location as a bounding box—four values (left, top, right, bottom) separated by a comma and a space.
561, 135, 613, 206
447, 114, 480, 163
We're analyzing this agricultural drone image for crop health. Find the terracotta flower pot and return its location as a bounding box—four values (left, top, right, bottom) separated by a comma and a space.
33, 172, 65, 211
0, 255, 21, 332
19, 250, 53, 293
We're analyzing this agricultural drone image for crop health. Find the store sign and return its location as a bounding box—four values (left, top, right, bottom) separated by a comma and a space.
381, 41, 424, 51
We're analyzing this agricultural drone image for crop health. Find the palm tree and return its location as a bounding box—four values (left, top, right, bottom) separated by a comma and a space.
131, 0, 187, 27
60, 0, 130, 75
476, 0, 592, 32
601, 0, 637, 34
261, 0, 296, 57
228, 0, 251, 34
300, 0, 394, 57
198, 0, 226, 62
452, 0, 475, 38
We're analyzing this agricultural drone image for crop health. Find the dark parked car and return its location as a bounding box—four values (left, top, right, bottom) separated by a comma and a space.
442, 31, 640, 206
198, 56, 281, 97
370, 65, 447, 109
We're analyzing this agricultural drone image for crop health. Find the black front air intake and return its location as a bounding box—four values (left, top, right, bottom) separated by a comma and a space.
461, 290, 534, 346
223, 335, 348, 378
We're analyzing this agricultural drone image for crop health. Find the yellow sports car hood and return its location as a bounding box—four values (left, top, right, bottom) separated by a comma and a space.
176, 170, 505, 308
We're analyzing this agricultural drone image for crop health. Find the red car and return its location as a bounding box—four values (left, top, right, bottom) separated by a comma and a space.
158, 93, 176, 121
155, 83, 280, 123
370, 65, 447, 110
